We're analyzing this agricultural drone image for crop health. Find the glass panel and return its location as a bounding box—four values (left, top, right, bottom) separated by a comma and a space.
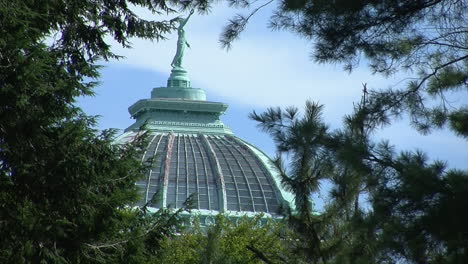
247, 179, 259, 185
207, 179, 217, 185
254, 198, 265, 204
254, 204, 267, 211
227, 204, 239, 211
240, 197, 252, 204
236, 183, 248, 190
239, 190, 250, 197
229, 165, 240, 170
210, 201, 219, 210
259, 178, 270, 184
166, 194, 176, 204
239, 161, 249, 167
225, 183, 236, 189
176, 201, 185, 208
241, 204, 254, 211
234, 176, 247, 183
224, 177, 234, 183
188, 178, 197, 184
149, 175, 160, 181
233, 171, 243, 176
253, 167, 263, 172
268, 204, 279, 213
226, 190, 236, 196
177, 178, 187, 184
167, 187, 176, 194
198, 188, 208, 196
266, 198, 278, 205
199, 201, 209, 209
251, 190, 263, 197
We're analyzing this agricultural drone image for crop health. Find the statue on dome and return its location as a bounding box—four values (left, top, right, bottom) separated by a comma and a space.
171, 9, 194, 69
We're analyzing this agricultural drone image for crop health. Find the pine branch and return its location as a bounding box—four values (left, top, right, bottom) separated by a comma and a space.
246, 245, 276, 264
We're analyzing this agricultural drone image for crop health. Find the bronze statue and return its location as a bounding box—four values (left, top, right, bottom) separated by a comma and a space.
171, 9, 194, 69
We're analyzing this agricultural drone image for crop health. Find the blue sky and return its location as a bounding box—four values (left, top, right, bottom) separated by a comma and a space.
78, 3, 467, 172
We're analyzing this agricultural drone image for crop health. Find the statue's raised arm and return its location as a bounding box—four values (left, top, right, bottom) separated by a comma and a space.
171, 10, 195, 69
179, 9, 194, 29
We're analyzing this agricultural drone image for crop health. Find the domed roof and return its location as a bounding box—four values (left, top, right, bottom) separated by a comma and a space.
116, 67, 294, 218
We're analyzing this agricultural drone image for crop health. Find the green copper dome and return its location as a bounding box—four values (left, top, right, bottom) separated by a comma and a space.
116, 71, 295, 219
116, 13, 294, 222
116, 73, 294, 219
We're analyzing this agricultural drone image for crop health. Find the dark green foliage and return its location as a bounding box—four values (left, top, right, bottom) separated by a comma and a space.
251, 101, 374, 263
0, 0, 196, 262
449, 108, 468, 138
222, 0, 468, 136
369, 152, 468, 263
235, 3, 468, 259
251, 102, 330, 218
156, 214, 298, 264
251, 100, 468, 263
251, 102, 334, 263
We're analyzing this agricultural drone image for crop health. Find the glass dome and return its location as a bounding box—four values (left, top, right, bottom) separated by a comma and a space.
116, 66, 294, 218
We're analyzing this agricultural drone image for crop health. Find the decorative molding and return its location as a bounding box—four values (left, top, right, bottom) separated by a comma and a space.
129, 98, 228, 118
200, 134, 227, 212
162, 133, 175, 208
144, 135, 160, 204
150, 120, 225, 128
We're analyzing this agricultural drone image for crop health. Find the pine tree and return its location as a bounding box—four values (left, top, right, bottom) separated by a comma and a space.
221, 0, 468, 136
218, 1, 468, 261
0, 0, 194, 262
251, 98, 468, 263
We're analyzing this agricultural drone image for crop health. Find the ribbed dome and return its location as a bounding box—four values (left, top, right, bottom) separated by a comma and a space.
116, 66, 294, 218
118, 132, 289, 216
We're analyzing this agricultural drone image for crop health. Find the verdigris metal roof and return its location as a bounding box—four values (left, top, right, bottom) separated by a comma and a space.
116, 62, 294, 218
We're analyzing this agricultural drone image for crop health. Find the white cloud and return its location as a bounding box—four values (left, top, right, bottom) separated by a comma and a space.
99, 3, 467, 169
109, 4, 403, 116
